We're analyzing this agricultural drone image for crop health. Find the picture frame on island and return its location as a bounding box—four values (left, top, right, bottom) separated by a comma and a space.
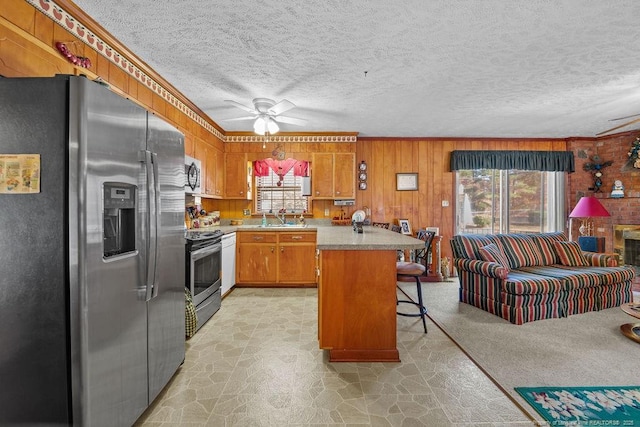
398, 219, 412, 235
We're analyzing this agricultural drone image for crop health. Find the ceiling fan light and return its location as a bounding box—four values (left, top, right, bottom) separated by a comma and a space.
267, 118, 279, 134
253, 116, 266, 135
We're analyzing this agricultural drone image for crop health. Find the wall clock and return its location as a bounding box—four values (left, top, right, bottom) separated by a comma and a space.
187, 162, 199, 191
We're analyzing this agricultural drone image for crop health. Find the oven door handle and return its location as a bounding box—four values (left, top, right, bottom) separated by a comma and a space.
191, 243, 221, 260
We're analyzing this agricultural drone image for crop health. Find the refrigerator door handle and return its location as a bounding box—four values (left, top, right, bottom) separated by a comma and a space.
141, 149, 158, 301
150, 151, 160, 299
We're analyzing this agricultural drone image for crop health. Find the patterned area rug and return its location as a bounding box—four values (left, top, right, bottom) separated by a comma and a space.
515, 386, 640, 424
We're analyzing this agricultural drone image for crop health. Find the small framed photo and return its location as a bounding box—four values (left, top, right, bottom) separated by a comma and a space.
396, 173, 418, 191
398, 219, 412, 235
425, 227, 439, 236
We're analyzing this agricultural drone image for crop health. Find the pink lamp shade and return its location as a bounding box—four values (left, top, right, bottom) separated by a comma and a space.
569, 196, 610, 218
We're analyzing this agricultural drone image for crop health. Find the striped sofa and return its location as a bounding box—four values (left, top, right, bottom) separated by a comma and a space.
451, 232, 635, 324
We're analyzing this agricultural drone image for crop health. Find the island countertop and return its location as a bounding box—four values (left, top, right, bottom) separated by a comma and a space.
316, 225, 424, 250
189, 223, 425, 250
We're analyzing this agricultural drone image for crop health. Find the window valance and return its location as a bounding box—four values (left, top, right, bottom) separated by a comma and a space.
253, 159, 309, 177
450, 150, 574, 173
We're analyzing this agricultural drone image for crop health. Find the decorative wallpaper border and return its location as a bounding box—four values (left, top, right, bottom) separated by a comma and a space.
25, 0, 225, 141
226, 135, 358, 143
24, 0, 356, 144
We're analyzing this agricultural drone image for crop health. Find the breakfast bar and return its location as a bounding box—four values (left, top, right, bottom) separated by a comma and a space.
316, 226, 425, 362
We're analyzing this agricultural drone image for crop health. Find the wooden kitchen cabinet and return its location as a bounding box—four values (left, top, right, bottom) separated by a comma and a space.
193, 140, 223, 198
311, 153, 355, 199
236, 230, 317, 286
278, 232, 317, 284
334, 153, 355, 198
236, 232, 277, 283
225, 153, 251, 199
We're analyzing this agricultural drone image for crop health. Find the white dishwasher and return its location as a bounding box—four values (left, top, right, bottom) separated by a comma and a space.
221, 232, 236, 296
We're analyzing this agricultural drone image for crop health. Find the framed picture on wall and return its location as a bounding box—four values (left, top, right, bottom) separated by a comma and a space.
398, 219, 412, 235
396, 173, 418, 191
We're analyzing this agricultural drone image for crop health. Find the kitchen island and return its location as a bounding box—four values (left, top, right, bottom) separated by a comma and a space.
190, 222, 425, 362
316, 226, 424, 362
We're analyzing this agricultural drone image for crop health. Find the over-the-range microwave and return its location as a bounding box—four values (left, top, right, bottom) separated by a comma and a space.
185, 155, 202, 194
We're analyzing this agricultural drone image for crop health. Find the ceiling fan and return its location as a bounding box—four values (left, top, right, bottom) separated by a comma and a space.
596, 113, 640, 136
224, 98, 307, 135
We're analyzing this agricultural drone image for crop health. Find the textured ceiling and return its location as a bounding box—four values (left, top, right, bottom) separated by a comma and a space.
73, 0, 640, 138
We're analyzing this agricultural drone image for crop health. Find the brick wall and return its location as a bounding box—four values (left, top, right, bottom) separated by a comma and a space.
567, 130, 640, 253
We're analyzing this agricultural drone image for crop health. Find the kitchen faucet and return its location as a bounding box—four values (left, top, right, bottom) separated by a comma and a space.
275, 209, 287, 224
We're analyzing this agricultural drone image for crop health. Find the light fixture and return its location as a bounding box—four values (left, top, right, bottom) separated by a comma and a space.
253, 116, 266, 135
253, 115, 279, 136
568, 196, 610, 240
267, 118, 279, 134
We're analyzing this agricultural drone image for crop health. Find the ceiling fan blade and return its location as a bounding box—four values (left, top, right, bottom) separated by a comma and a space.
224, 99, 257, 114
596, 117, 640, 136
273, 116, 307, 126
610, 113, 640, 121
223, 116, 257, 122
268, 99, 296, 116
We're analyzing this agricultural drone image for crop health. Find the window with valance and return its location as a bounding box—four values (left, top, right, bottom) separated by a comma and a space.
452, 150, 572, 235
253, 159, 309, 214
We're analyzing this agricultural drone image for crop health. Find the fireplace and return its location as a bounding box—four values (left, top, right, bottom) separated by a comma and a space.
624, 230, 640, 266
613, 224, 640, 266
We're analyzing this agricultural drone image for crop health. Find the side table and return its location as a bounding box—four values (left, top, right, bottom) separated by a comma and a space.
619, 303, 640, 343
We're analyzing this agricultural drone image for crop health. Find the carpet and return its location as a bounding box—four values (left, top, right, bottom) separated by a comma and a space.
420, 280, 640, 422
515, 386, 640, 425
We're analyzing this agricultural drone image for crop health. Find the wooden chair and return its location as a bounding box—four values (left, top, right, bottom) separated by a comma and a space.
372, 222, 390, 229
396, 230, 436, 333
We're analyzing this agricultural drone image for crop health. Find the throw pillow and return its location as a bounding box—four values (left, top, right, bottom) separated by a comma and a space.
553, 241, 589, 267
478, 243, 511, 272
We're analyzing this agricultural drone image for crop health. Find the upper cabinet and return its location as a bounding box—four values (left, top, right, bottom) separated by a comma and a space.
224, 153, 252, 199
193, 139, 223, 198
311, 153, 355, 199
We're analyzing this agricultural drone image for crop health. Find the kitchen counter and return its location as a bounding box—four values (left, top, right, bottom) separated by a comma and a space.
189, 224, 424, 251
316, 225, 424, 250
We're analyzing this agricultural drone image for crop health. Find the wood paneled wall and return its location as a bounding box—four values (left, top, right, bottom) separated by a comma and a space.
356, 138, 568, 260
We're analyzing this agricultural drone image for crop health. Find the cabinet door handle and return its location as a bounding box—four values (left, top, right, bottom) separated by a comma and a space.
280, 246, 284, 253
253, 236, 264, 241
271, 246, 275, 253
291, 236, 303, 240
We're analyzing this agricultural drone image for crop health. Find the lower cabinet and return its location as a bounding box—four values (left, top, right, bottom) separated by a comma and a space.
236, 230, 317, 286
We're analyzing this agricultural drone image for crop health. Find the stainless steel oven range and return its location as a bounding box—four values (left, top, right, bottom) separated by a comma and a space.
185, 230, 223, 331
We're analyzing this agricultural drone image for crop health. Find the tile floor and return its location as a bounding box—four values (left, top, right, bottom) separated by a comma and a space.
136, 287, 534, 426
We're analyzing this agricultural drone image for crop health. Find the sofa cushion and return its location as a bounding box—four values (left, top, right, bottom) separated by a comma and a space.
452, 234, 503, 260
478, 243, 511, 272
519, 265, 599, 289
502, 270, 564, 295
498, 234, 544, 269
553, 241, 589, 267
556, 265, 635, 286
530, 232, 567, 265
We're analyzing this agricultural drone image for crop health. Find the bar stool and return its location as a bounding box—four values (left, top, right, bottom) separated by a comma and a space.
396, 230, 435, 333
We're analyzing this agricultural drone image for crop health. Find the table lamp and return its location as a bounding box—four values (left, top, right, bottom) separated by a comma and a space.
568, 196, 610, 240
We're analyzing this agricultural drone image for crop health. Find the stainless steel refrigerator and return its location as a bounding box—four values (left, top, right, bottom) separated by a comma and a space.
0, 75, 185, 426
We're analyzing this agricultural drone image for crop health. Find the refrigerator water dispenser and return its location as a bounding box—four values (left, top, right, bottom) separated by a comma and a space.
103, 182, 136, 257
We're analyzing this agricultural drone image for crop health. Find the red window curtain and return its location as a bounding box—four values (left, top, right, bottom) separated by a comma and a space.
253, 159, 309, 177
